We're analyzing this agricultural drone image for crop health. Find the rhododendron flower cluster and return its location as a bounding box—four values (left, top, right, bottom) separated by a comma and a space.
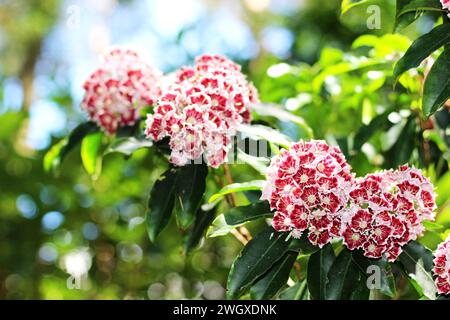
145, 54, 259, 168
261, 140, 353, 247
433, 235, 450, 295
82, 48, 162, 134
341, 165, 436, 261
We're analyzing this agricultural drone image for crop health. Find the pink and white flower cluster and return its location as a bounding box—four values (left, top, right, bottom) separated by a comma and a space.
82, 48, 162, 134
433, 235, 450, 295
341, 165, 436, 261
262, 141, 437, 259
145, 54, 258, 168
261, 140, 353, 247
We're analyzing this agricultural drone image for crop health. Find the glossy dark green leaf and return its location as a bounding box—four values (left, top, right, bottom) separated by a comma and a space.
227, 227, 292, 299
423, 49, 450, 117
394, 23, 450, 79
288, 233, 320, 255
146, 167, 179, 242
208, 201, 272, 238
325, 248, 369, 300
250, 251, 298, 300
352, 251, 396, 298
184, 207, 217, 253
174, 163, 208, 229
383, 116, 416, 168
353, 110, 394, 151
279, 280, 309, 300
399, 240, 437, 300
396, 0, 442, 17
307, 243, 336, 300
44, 122, 99, 172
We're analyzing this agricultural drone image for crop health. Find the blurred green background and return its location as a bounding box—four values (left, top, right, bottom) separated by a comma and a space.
0, 0, 449, 299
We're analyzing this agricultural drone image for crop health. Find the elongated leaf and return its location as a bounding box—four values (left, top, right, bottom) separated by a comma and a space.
236, 150, 269, 175
174, 163, 208, 229
106, 137, 153, 156
43, 139, 67, 172
383, 115, 416, 168
238, 124, 293, 149
325, 248, 369, 300
44, 122, 99, 172
227, 227, 292, 299
396, 0, 442, 17
394, 23, 450, 79
250, 251, 298, 300
184, 207, 217, 253
423, 49, 450, 117
279, 280, 309, 300
395, 0, 442, 32
341, 0, 370, 15
81, 131, 103, 177
307, 243, 336, 300
60, 122, 99, 161
147, 168, 179, 242
207, 201, 272, 238
288, 233, 320, 255
208, 180, 265, 204
352, 251, 396, 298
353, 110, 394, 151
399, 241, 437, 300
250, 103, 313, 138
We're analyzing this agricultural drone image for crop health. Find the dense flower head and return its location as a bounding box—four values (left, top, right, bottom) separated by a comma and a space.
261, 140, 353, 247
341, 165, 436, 261
442, 0, 450, 15
145, 54, 259, 168
433, 235, 450, 295
82, 47, 162, 134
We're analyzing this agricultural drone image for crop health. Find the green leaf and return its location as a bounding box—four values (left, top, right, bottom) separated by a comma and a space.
288, 233, 320, 255
44, 122, 99, 172
184, 207, 217, 253
43, 139, 67, 172
395, 0, 442, 32
307, 243, 336, 300
341, 0, 371, 15
227, 227, 292, 299
394, 23, 450, 79
352, 251, 397, 298
250, 251, 298, 300
106, 137, 153, 156
279, 280, 309, 300
399, 240, 437, 300
146, 168, 179, 242
423, 49, 450, 117
238, 124, 293, 150
173, 163, 208, 229
383, 115, 416, 168
353, 110, 394, 151
81, 131, 103, 177
208, 180, 265, 204
236, 150, 269, 175
207, 201, 272, 238
396, 0, 442, 17
325, 248, 369, 300
250, 103, 313, 138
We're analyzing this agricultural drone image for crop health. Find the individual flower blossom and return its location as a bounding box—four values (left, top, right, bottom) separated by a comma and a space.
261, 140, 353, 247
341, 165, 437, 262
82, 47, 162, 134
145, 54, 259, 168
433, 235, 450, 295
